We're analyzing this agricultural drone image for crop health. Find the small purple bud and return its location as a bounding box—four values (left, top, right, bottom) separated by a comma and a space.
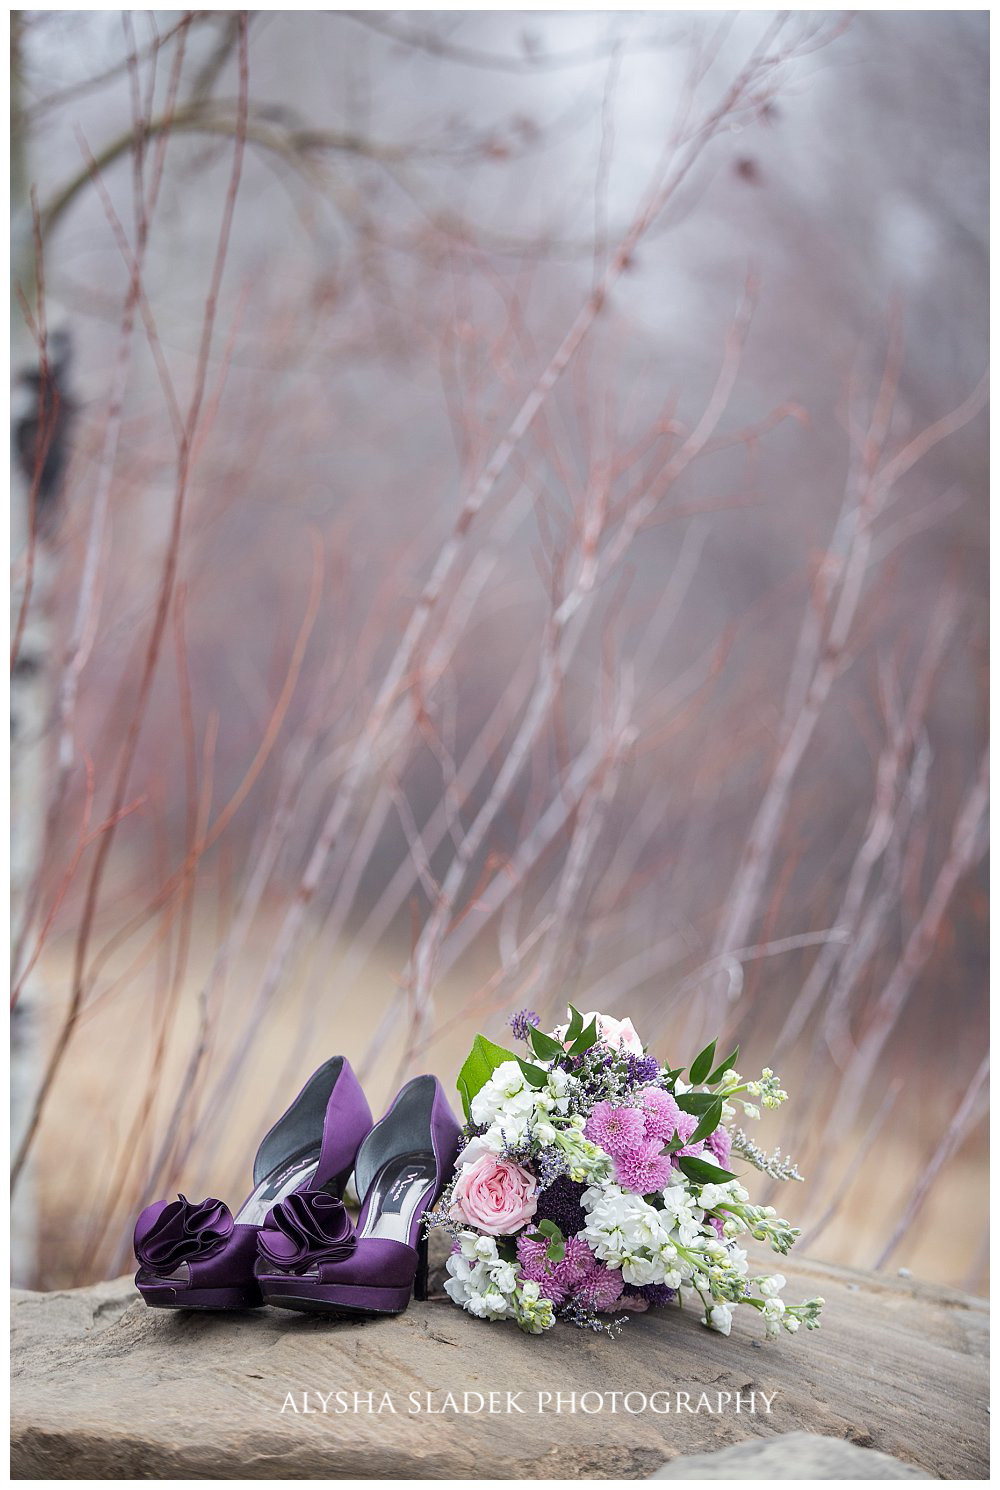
509, 1009, 541, 1042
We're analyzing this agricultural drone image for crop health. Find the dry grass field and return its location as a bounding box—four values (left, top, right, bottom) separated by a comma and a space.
35, 902, 986, 1296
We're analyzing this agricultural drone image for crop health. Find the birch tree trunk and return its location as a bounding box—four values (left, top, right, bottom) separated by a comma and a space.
10, 20, 74, 1284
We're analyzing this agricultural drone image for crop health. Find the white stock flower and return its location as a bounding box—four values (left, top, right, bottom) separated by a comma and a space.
444, 1252, 517, 1322
622, 1256, 661, 1286
582, 1185, 684, 1283
726, 1245, 749, 1276
443, 1258, 480, 1311
707, 1304, 733, 1336
469, 1060, 583, 1152
458, 1229, 498, 1263
545, 1066, 573, 1105
515, 1286, 555, 1333
758, 1273, 786, 1297
489, 1261, 518, 1293
555, 1127, 610, 1182
660, 1186, 696, 1220
444, 1253, 474, 1283
677, 1217, 703, 1248
469, 1062, 528, 1125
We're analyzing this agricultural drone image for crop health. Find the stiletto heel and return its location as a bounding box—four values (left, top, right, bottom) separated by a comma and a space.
132, 1057, 372, 1311
330, 1162, 354, 1201
258, 1073, 459, 1318
414, 1231, 430, 1302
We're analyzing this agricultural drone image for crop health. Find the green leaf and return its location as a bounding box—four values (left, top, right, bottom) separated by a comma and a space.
707, 1044, 740, 1086
688, 1039, 718, 1086
517, 1057, 549, 1089
566, 1005, 584, 1043
687, 1097, 724, 1147
567, 1016, 599, 1056
534, 1220, 562, 1239
529, 1026, 566, 1061
675, 1092, 719, 1115
530, 1218, 566, 1264
678, 1154, 737, 1185
455, 1033, 518, 1120
528, 1220, 565, 1261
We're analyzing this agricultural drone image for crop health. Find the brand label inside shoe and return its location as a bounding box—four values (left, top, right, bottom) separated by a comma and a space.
234, 1151, 321, 1226
385, 1170, 424, 1211
360, 1152, 437, 1241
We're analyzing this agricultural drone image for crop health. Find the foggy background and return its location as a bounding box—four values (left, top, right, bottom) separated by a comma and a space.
10, 11, 988, 1294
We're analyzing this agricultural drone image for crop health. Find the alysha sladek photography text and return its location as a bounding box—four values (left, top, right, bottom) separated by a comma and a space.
279, 1389, 777, 1417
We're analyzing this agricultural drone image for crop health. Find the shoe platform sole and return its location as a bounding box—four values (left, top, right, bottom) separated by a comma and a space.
260, 1278, 413, 1317
138, 1283, 264, 1311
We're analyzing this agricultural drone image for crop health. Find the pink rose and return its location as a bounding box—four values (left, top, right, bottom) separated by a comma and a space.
449, 1154, 538, 1236
591, 1013, 644, 1055
556, 1009, 645, 1056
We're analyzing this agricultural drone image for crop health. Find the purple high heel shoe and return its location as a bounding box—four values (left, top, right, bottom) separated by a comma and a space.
133, 1056, 372, 1311
257, 1074, 460, 1318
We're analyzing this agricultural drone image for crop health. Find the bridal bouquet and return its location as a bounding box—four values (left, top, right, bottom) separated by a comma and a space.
431, 1008, 824, 1338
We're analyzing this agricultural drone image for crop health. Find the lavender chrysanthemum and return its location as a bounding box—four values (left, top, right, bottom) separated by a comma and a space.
584, 1101, 646, 1157
517, 1233, 592, 1304
705, 1125, 732, 1168
637, 1085, 682, 1143
575, 1261, 625, 1312
613, 1147, 674, 1195
669, 1110, 706, 1159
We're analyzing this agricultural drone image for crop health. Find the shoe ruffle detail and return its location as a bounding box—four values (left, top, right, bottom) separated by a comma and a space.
134, 1194, 234, 1271
257, 1190, 356, 1272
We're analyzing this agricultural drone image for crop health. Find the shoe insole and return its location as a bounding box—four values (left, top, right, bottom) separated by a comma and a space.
359, 1152, 437, 1244
235, 1150, 322, 1226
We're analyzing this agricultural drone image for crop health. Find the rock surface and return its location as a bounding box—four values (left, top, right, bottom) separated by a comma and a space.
11, 1253, 987, 1480
649, 1430, 933, 1478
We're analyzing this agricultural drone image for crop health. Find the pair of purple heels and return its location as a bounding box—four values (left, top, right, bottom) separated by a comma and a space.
133, 1061, 460, 1319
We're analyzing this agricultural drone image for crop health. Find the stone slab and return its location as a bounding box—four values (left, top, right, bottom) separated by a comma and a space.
10, 1254, 987, 1479
649, 1429, 933, 1478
